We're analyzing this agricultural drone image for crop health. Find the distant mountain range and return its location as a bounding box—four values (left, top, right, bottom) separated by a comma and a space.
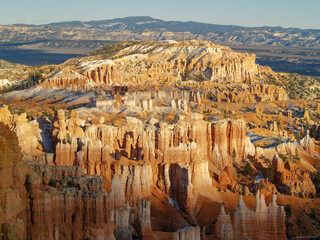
1, 16, 319, 47
46, 16, 252, 33
0, 16, 320, 77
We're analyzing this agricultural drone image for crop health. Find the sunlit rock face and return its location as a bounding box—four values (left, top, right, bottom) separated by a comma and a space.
52, 110, 255, 214
41, 40, 259, 89
217, 192, 287, 240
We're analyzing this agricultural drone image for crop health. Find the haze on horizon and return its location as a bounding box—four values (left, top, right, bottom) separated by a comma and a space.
0, 0, 319, 30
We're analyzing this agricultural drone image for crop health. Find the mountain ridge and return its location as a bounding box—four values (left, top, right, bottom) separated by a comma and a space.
1, 16, 320, 48
6, 16, 320, 32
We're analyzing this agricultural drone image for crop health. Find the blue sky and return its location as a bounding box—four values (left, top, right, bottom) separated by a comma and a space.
0, 0, 319, 29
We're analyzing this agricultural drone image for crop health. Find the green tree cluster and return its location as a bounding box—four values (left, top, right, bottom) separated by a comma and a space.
266, 164, 274, 183
243, 162, 253, 176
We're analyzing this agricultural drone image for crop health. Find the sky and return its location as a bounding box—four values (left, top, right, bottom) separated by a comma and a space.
0, 0, 319, 29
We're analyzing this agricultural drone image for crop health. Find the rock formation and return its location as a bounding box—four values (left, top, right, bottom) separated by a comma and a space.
216, 192, 286, 240
52, 109, 68, 142
173, 226, 201, 240
215, 205, 233, 240
299, 131, 315, 155
67, 110, 85, 138
136, 199, 159, 240
0, 122, 26, 240
4, 39, 320, 239
40, 40, 259, 87
80, 60, 121, 85
41, 67, 91, 90
0, 105, 43, 155
274, 158, 316, 197
159, 160, 212, 214
213, 84, 288, 103
36, 40, 289, 105
52, 110, 256, 212
0, 122, 152, 240
0, 79, 18, 90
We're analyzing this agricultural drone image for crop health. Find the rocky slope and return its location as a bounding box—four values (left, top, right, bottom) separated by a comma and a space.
0, 60, 28, 88
259, 68, 320, 100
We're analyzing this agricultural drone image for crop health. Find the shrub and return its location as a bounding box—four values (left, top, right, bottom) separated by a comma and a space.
48, 179, 56, 188
309, 208, 317, 220
17, 106, 26, 115
28, 70, 43, 85
284, 205, 292, 218
181, 69, 190, 81
67, 181, 76, 188
243, 162, 253, 176
295, 133, 304, 141
41, 110, 53, 118
49, 66, 56, 72
26, 113, 33, 121
292, 151, 300, 163
266, 164, 274, 183
232, 148, 237, 160
278, 153, 289, 163
89, 41, 140, 59
312, 171, 320, 194
7, 105, 13, 114
65, 133, 72, 144
312, 171, 320, 185
258, 181, 265, 189
195, 73, 205, 82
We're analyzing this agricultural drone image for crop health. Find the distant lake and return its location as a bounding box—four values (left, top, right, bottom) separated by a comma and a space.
0, 46, 82, 66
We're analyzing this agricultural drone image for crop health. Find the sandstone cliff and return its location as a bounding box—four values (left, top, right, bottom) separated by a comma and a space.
40, 67, 91, 90
110, 40, 258, 84
0, 122, 149, 240
41, 40, 259, 88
